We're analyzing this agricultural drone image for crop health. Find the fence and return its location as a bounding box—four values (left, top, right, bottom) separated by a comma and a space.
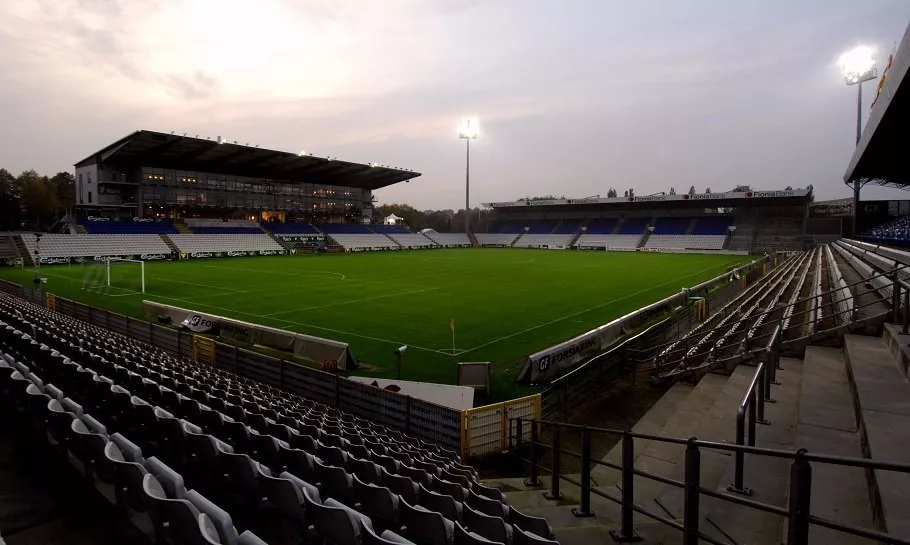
460, 394, 541, 458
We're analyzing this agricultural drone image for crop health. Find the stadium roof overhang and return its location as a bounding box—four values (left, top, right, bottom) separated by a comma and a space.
74, 130, 421, 191
844, 21, 910, 189
484, 189, 812, 213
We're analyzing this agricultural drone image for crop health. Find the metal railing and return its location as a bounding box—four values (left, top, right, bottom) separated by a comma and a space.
730, 325, 779, 494
510, 417, 910, 545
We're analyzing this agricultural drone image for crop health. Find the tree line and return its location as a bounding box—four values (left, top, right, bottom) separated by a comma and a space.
0, 169, 76, 231
373, 204, 496, 233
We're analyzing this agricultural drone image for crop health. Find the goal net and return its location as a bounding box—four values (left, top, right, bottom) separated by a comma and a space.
81, 258, 145, 295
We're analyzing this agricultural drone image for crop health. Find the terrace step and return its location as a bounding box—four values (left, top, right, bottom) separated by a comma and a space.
606, 373, 729, 518
793, 346, 874, 545
844, 334, 910, 540
589, 381, 693, 486
694, 357, 803, 545
651, 365, 754, 520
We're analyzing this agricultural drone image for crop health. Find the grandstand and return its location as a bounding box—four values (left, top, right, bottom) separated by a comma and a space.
5, 25, 910, 541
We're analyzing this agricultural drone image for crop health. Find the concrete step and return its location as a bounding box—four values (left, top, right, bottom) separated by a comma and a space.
604, 374, 728, 516
791, 347, 875, 545
589, 381, 693, 486
844, 334, 910, 541
882, 323, 910, 381
489, 475, 678, 545
694, 357, 803, 545
652, 366, 754, 520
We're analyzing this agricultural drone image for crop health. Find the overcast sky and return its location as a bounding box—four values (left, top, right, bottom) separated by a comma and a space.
1, 0, 909, 209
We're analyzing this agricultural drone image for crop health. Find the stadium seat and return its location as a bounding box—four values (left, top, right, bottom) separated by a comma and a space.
0, 291, 536, 545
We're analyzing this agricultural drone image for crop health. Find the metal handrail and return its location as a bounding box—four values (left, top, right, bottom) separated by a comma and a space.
511, 416, 910, 545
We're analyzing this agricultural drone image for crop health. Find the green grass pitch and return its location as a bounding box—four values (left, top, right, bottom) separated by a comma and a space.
0, 249, 747, 400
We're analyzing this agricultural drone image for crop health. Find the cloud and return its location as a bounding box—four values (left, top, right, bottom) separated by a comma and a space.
1, 0, 909, 208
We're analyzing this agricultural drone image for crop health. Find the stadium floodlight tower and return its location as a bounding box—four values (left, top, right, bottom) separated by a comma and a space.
839, 45, 877, 145
838, 45, 877, 233
458, 118, 479, 235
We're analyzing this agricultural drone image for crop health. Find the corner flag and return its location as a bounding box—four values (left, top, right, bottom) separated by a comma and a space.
450, 318, 456, 355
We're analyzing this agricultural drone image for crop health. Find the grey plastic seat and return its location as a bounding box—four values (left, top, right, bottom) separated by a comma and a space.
317, 442, 349, 468
238, 530, 270, 545
441, 467, 472, 488
363, 526, 417, 545
316, 459, 355, 505
250, 432, 283, 470
353, 473, 400, 530
508, 506, 554, 540
302, 486, 370, 545
430, 476, 468, 503
259, 472, 306, 535
454, 521, 504, 545
466, 489, 507, 518
281, 445, 319, 482
418, 483, 462, 523
381, 467, 418, 506
461, 505, 511, 545
187, 489, 239, 545
470, 482, 506, 504
372, 453, 400, 475
400, 497, 454, 545
290, 431, 318, 454
512, 525, 560, 545
400, 465, 432, 488
146, 456, 187, 499
102, 441, 148, 508
350, 456, 382, 485
69, 417, 109, 478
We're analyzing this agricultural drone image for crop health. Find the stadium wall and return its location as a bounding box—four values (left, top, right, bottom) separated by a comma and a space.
141, 300, 354, 370
518, 255, 770, 384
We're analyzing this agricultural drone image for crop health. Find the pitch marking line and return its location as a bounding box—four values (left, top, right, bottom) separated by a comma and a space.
142, 294, 452, 356
200, 264, 433, 289
261, 287, 439, 316
456, 261, 739, 356
153, 278, 248, 293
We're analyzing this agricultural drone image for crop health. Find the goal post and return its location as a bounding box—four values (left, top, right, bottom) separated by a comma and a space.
81, 257, 145, 294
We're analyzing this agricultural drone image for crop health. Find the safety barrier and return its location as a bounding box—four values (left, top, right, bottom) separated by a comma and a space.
461, 394, 541, 459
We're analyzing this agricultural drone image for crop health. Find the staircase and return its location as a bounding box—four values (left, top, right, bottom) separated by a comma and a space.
13, 235, 32, 266
637, 230, 651, 249
160, 234, 180, 256
173, 219, 191, 234
685, 218, 698, 234
511, 234, 524, 247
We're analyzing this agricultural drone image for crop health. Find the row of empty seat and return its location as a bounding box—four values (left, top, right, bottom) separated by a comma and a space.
644, 235, 726, 251
0, 291, 560, 545
168, 234, 284, 254
20, 233, 172, 259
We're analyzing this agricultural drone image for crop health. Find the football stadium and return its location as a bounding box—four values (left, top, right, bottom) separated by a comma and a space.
3, 11, 910, 545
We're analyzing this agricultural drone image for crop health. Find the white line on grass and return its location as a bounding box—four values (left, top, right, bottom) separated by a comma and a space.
152, 278, 248, 293
456, 262, 739, 356
203, 264, 347, 280
142, 294, 453, 356
261, 287, 439, 316
200, 264, 433, 289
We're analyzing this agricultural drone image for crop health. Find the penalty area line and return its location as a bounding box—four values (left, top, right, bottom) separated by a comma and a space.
140, 293, 453, 356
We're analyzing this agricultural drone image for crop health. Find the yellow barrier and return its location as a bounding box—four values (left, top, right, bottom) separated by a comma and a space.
193, 335, 216, 366
460, 394, 541, 459
695, 299, 707, 322
45, 293, 56, 312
